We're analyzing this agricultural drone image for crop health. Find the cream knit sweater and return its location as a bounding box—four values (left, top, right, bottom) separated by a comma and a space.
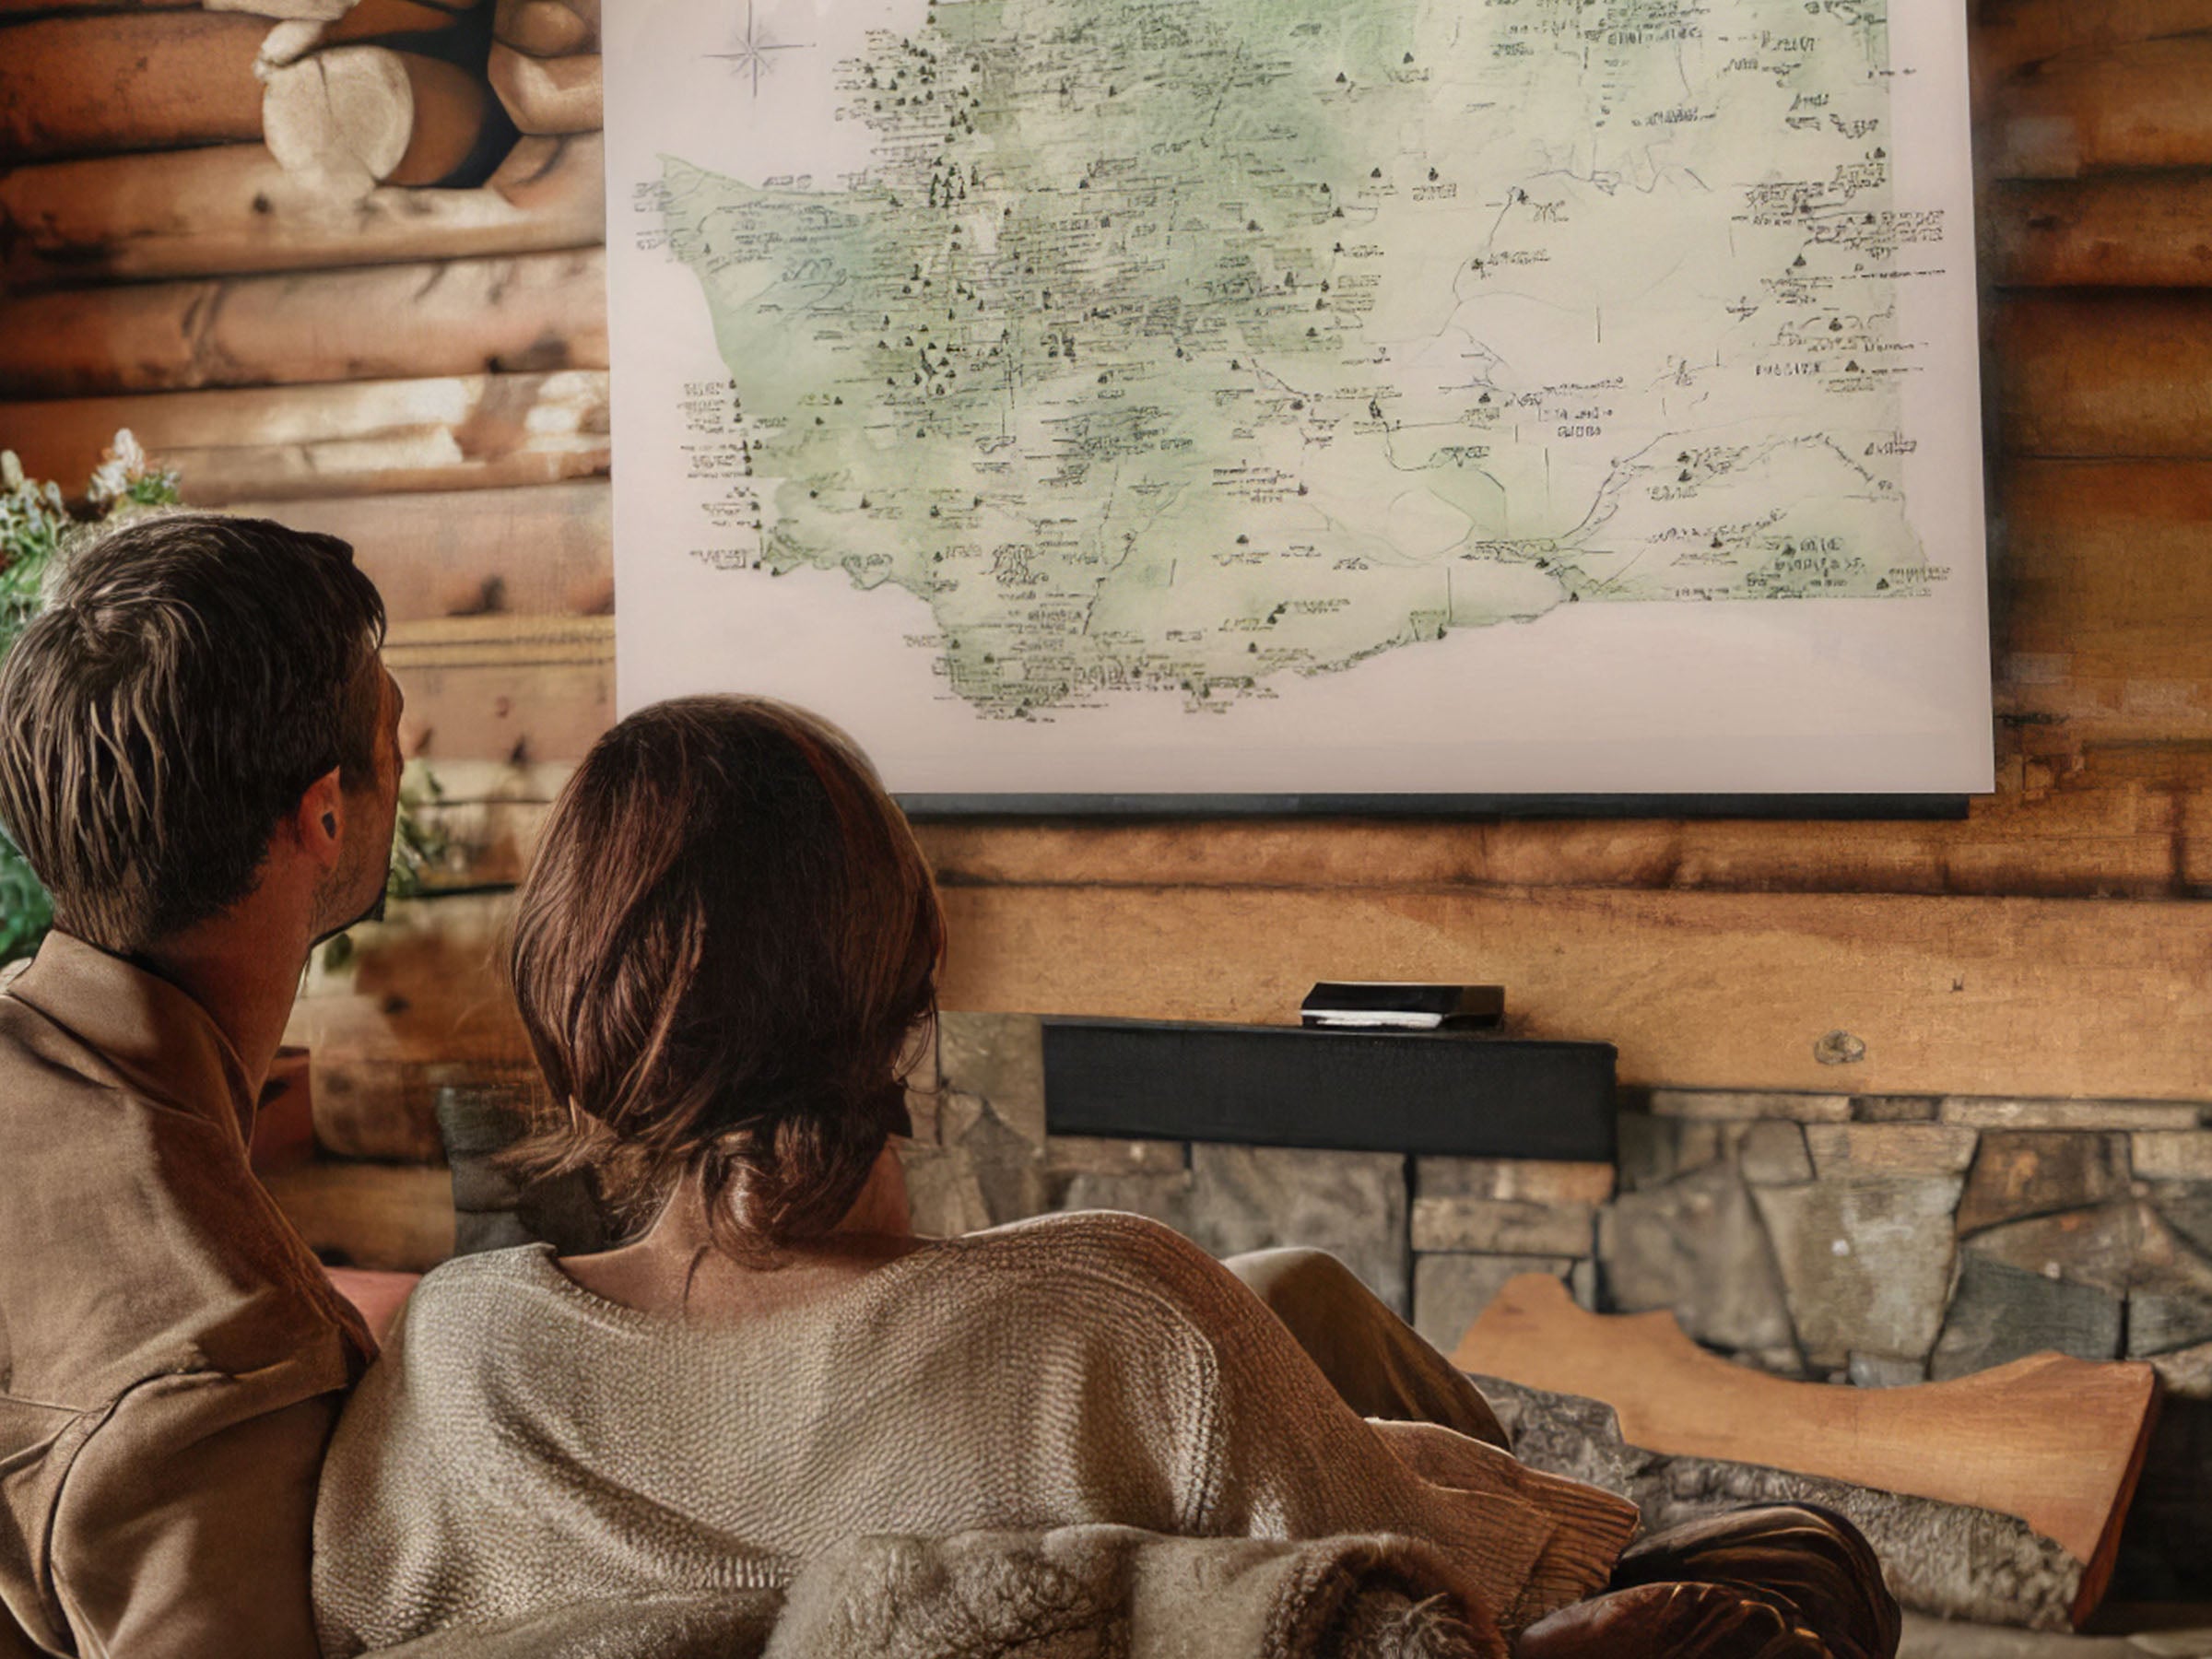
312, 1211, 1629, 1654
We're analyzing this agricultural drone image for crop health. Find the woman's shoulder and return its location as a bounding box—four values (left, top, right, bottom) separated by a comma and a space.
934, 1208, 1260, 1331
402, 1239, 561, 1300
952, 1206, 1211, 1266
374, 1244, 578, 1357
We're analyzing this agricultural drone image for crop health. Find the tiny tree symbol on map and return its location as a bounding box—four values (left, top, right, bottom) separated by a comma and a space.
704, 0, 813, 99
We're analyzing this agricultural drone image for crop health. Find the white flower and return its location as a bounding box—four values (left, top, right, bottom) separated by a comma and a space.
86, 429, 151, 509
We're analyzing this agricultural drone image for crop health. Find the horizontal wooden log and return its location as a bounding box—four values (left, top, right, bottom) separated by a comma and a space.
1994, 294, 2212, 458
1, 371, 609, 501
205, 0, 359, 21
0, 0, 200, 11
225, 480, 612, 619
310, 1054, 550, 1162
290, 888, 526, 1067
0, 247, 606, 397
260, 1159, 455, 1272
385, 756, 572, 890
314, 1060, 446, 1163
488, 43, 600, 134
402, 756, 578, 803
318, 0, 477, 45
915, 753, 2206, 906
287, 894, 524, 1165
343, 596, 2212, 891
1987, 175, 2212, 288
1996, 624, 2212, 745
2000, 461, 2212, 635
263, 44, 512, 192
385, 612, 614, 764
0, 133, 605, 287
343, 611, 2212, 900
366, 726, 2212, 916
283, 877, 2212, 1111
1986, 38, 2212, 176
494, 0, 594, 56
943, 885, 2212, 1099
1971, 0, 2212, 89
0, 11, 267, 160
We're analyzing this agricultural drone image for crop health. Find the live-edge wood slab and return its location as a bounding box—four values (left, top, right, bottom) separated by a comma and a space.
1452, 1275, 2159, 1626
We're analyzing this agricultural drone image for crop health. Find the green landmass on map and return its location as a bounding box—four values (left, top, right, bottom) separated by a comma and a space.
662, 0, 1936, 717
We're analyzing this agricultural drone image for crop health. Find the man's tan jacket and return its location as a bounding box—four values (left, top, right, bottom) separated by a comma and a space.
0, 932, 371, 1656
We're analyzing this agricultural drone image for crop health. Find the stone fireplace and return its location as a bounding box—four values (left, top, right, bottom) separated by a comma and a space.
911, 1013, 2212, 1599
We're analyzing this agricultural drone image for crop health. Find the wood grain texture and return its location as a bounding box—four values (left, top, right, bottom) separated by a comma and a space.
487, 43, 600, 134
288, 890, 530, 1076
0, 134, 604, 287
1994, 294, 2212, 459
0, 248, 606, 397
2, 373, 610, 502
260, 44, 418, 189
261, 1160, 457, 1272
317, 0, 477, 46
287, 869, 2212, 1161
262, 45, 512, 192
1452, 1275, 2159, 1622
1985, 37, 2212, 177
494, 0, 594, 55
202, 0, 359, 20
915, 752, 2202, 901
0, 11, 266, 160
385, 612, 614, 763
226, 480, 613, 618
930, 881, 2212, 1099
1995, 624, 2212, 745
1973, 0, 2212, 88
0, 0, 200, 11
375, 737, 2212, 904
1999, 461, 2212, 635
1988, 176, 2212, 288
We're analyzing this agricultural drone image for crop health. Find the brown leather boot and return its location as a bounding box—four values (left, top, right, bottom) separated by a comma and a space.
1514, 1504, 1900, 1659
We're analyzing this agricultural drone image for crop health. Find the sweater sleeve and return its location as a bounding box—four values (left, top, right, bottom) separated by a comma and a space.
1105, 1218, 1633, 1631
51, 1362, 347, 1659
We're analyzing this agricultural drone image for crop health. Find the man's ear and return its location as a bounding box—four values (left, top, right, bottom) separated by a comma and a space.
293, 765, 346, 868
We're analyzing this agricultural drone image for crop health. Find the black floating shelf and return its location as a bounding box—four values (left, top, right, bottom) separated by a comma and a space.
1041, 1017, 1617, 1162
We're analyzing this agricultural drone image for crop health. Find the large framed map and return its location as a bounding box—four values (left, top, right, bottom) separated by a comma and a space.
604, 0, 1992, 801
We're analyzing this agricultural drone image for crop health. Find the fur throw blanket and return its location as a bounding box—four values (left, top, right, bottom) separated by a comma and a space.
360, 1525, 1499, 1659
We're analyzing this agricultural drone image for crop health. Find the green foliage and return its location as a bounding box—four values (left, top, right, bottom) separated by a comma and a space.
0, 830, 52, 965
0, 453, 69, 660
385, 763, 453, 900
0, 433, 184, 963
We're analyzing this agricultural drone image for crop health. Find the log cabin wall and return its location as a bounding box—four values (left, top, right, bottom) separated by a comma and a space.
2, 0, 2211, 1173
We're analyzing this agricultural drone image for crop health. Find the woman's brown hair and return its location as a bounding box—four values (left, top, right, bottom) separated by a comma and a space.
507, 695, 945, 1257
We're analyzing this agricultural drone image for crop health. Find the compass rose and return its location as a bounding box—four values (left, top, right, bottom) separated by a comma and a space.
704, 0, 815, 99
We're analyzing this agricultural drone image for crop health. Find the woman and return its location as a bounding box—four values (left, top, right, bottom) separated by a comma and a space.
312, 696, 1890, 1659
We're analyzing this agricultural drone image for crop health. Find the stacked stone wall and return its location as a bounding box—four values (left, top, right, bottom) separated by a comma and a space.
918, 1013, 2212, 1596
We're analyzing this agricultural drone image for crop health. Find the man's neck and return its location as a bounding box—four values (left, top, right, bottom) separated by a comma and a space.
137, 906, 312, 1097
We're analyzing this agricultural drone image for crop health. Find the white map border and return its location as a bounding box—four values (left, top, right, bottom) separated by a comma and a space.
604, 0, 1994, 797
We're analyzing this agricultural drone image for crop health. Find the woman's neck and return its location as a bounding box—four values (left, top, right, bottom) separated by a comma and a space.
556, 1144, 925, 1318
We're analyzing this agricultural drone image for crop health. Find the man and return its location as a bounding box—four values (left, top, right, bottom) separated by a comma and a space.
0, 512, 403, 1655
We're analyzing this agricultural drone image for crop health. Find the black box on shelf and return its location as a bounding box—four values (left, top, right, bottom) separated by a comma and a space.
1041, 1016, 1616, 1161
